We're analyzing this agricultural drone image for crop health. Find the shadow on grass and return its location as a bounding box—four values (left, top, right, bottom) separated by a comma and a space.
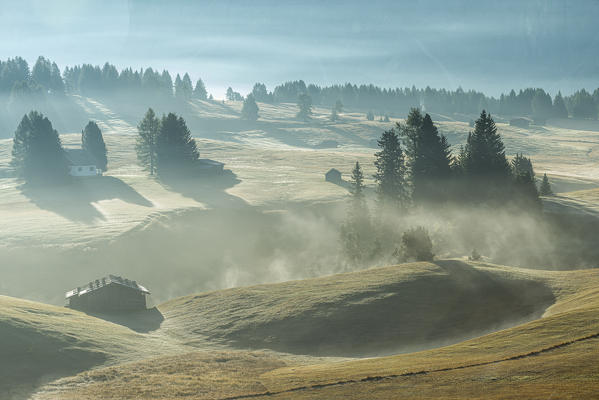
83, 307, 164, 333
20, 175, 153, 224
159, 168, 247, 209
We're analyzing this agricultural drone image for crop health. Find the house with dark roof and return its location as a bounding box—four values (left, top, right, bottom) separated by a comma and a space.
325, 168, 342, 184
66, 275, 150, 312
64, 148, 101, 177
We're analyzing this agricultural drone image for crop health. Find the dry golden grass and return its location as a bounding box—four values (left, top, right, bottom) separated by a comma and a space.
29, 262, 599, 399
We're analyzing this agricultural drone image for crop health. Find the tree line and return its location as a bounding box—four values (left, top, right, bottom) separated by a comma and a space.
341, 109, 548, 265
3, 56, 599, 120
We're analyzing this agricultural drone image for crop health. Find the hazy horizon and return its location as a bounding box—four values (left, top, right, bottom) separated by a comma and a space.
1, 0, 598, 99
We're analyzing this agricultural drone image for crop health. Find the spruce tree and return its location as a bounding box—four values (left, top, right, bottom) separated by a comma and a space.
156, 113, 199, 175
11, 111, 68, 184
511, 153, 541, 210
460, 110, 511, 201
181, 73, 193, 100
539, 173, 553, 196
401, 111, 452, 203
82, 121, 108, 171
193, 78, 208, 100
241, 94, 259, 121
330, 107, 339, 121
374, 125, 408, 209
136, 108, 160, 175
341, 161, 373, 264
296, 93, 312, 121
553, 92, 569, 119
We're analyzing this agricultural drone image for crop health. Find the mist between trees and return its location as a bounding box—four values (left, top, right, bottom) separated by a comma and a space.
1, 55, 599, 138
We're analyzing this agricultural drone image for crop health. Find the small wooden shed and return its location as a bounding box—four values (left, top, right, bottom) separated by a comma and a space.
325, 168, 342, 184
66, 275, 150, 312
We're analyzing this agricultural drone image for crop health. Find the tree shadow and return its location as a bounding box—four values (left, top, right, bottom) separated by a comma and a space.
82, 307, 164, 333
159, 168, 247, 209
20, 176, 153, 224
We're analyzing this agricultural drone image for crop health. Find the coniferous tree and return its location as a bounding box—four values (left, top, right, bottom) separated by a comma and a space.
241, 94, 259, 121
405, 113, 452, 203
181, 73, 193, 100
539, 173, 553, 196
251, 83, 271, 102
330, 107, 339, 121
374, 125, 408, 209
335, 99, 343, 113
511, 153, 541, 210
11, 111, 68, 183
160, 70, 173, 97
136, 108, 160, 175
156, 113, 199, 175
341, 161, 373, 264
570, 89, 597, 119
82, 121, 108, 171
193, 78, 207, 100
552, 91, 569, 119
366, 111, 374, 121
459, 110, 511, 201
297, 93, 312, 121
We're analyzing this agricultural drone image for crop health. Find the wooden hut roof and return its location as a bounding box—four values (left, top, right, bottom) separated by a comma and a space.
65, 275, 150, 299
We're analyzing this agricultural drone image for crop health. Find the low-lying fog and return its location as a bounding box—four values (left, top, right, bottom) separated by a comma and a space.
1, 199, 596, 306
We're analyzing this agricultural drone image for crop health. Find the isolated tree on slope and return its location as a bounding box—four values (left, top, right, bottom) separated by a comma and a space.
241, 94, 259, 121
193, 78, 207, 100
136, 108, 160, 175
82, 121, 108, 171
11, 111, 68, 184
539, 173, 553, 196
297, 93, 312, 121
341, 161, 373, 264
156, 113, 199, 175
374, 125, 408, 210
398, 226, 434, 262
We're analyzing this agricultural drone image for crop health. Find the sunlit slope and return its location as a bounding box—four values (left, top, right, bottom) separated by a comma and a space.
159, 261, 555, 357
34, 263, 599, 399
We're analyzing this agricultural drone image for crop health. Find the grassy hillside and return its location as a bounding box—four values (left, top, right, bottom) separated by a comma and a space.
159, 261, 555, 357
29, 261, 599, 399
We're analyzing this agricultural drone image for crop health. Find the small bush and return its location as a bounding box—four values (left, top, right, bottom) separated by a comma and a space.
397, 226, 434, 262
469, 248, 482, 261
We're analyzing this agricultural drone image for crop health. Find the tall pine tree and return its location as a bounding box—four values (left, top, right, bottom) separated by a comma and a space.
341, 161, 374, 264
539, 173, 553, 196
400, 109, 452, 203
136, 108, 160, 175
82, 121, 108, 171
193, 78, 207, 100
374, 125, 408, 209
459, 110, 511, 201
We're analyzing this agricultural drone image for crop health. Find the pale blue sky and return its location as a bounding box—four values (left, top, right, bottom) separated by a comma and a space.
1, 0, 598, 98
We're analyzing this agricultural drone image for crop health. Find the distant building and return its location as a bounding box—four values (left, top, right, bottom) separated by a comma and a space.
197, 158, 224, 174
64, 148, 101, 177
325, 168, 342, 184
509, 118, 531, 129
66, 275, 150, 312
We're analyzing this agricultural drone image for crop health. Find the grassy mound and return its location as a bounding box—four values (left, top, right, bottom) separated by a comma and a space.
33, 262, 599, 399
160, 261, 555, 356
0, 295, 147, 399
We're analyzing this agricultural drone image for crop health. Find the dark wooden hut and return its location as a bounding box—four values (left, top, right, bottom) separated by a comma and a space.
325, 168, 342, 184
66, 275, 150, 312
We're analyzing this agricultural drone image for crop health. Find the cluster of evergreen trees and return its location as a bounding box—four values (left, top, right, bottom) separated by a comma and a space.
2, 56, 598, 121
251, 80, 599, 120
63, 63, 209, 101
135, 108, 200, 176
342, 109, 550, 265
10, 111, 108, 184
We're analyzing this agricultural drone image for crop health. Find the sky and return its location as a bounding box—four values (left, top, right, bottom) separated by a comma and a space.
0, 0, 598, 98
